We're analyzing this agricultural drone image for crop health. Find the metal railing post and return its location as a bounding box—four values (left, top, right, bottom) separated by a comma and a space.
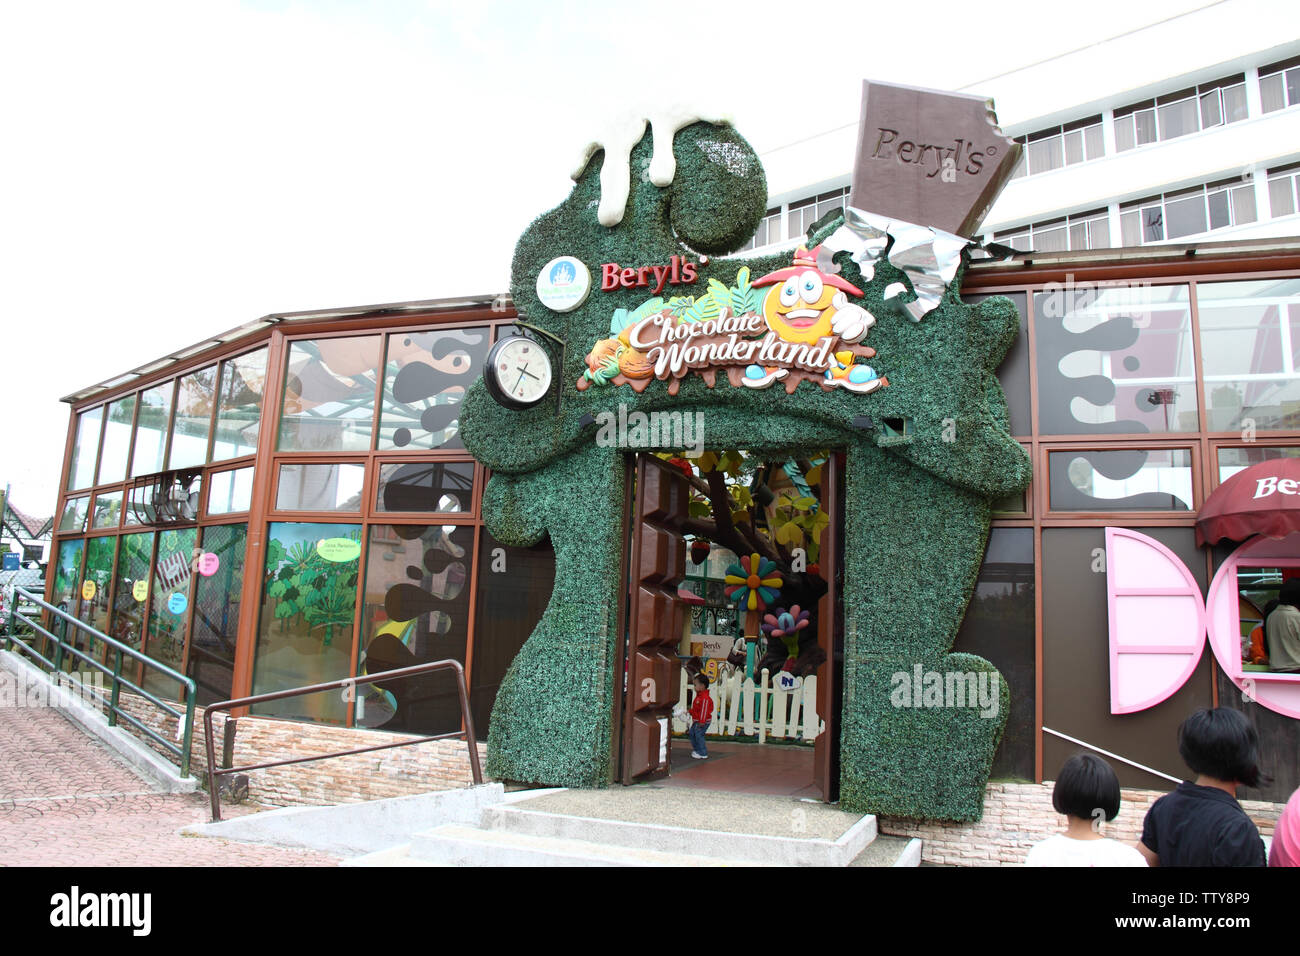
4, 594, 13, 651
109, 647, 123, 728
180, 689, 196, 779
53, 617, 66, 672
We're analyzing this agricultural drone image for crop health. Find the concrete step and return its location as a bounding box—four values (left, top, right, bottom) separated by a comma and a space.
479, 802, 877, 866
849, 834, 923, 867
408, 823, 760, 866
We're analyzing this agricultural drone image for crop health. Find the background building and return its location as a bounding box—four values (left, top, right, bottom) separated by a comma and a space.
744, 2, 1300, 255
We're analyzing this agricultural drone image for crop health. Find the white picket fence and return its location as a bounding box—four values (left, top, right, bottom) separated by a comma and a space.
672, 668, 823, 744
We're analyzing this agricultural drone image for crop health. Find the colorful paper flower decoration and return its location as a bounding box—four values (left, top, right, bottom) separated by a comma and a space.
724, 553, 783, 611
760, 605, 810, 639
761, 605, 811, 665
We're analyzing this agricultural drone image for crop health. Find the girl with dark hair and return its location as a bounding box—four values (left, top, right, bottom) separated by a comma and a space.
1137, 708, 1268, 866
1025, 754, 1146, 866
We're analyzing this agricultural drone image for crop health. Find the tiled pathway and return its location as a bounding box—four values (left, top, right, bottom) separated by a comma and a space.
0, 702, 339, 866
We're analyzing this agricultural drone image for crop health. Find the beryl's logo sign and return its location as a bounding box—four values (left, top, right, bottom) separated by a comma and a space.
577, 246, 885, 395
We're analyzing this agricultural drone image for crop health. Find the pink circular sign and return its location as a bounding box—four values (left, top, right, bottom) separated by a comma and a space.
197, 552, 220, 577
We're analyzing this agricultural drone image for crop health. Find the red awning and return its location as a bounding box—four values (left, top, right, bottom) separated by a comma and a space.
677, 586, 705, 605
1196, 458, 1300, 547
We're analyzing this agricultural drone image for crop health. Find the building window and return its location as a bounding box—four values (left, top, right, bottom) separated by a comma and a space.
1269, 165, 1300, 218
741, 208, 782, 251
1011, 118, 1103, 178
1119, 180, 1257, 245
997, 209, 1109, 252
1260, 56, 1300, 113
786, 187, 848, 241
1115, 76, 1247, 152
1196, 278, 1300, 432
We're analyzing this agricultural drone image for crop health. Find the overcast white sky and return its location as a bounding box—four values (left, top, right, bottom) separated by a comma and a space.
0, 0, 1224, 519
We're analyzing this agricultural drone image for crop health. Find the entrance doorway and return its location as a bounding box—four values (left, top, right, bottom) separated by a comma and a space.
616, 451, 842, 800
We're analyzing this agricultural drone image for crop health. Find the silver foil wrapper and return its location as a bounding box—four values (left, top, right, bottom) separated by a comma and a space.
824, 207, 970, 321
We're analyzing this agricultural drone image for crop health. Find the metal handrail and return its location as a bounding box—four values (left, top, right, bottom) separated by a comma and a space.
202, 659, 482, 822
3, 586, 197, 777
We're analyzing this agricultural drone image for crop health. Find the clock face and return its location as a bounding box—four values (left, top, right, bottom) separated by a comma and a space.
489, 335, 553, 408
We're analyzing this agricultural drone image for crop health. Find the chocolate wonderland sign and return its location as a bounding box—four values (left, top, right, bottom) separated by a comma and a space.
578, 246, 888, 396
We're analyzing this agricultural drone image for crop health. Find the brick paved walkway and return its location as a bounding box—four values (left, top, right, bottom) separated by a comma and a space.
0, 703, 340, 866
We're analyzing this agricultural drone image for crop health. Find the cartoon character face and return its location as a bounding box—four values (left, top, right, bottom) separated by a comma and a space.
763, 269, 837, 345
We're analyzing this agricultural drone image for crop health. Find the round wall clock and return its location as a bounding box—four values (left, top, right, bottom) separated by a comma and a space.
484, 333, 554, 409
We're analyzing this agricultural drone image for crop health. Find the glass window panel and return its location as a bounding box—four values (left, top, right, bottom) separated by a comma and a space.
168, 365, 217, 470
91, 490, 122, 529
208, 467, 254, 515
1035, 284, 1197, 434
98, 396, 136, 486
59, 496, 89, 533
67, 407, 103, 491
252, 522, 362, 724
1197, 279, 1300, 431
277, 337, 380, 452
1135, 109, 1157, 145
111, 532, 153, 653
1063, 130, 1084, 165
1141, 206, 1164, 242
1158, 97, 1199, 140
1164, 193, 1207, 238
1032, 225, 1067, 252
1011, 149, 1027, 178
1048, 448, 1193, 511
1087, 217, 1111, 249
1027, 136, 1063, 174
358, 524, 474, 734
1120, 210, 1142, 246
377, 327, 490, 451
1231, 185, 1257, 225
1207, 189, 1231, 230
1084, 124, 1104, 160
1114, 115, 1136, 152
951, 528, 1034, 780
1269, 176, 1297, 217
1288, 67, 1300, 108
275, 463, 365, 512
1218, 446, 1300, 484
1069, 222, 1088, 250
131, 383, 173, 478
75, 536, 115, 665
51, 539, 84, 614
188, 523, 246, 705
1261, 73, 1286, 113
1223, 83, 1248, 123
142, 527, 197, 697
1200, 89, 1222, 128
125, 484, 154, 526
212, 348, 267, 461
471, 528, 555, 738
375, 461, 475, 513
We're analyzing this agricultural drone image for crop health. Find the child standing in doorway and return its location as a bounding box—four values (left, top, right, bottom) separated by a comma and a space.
688, 673, 714, 759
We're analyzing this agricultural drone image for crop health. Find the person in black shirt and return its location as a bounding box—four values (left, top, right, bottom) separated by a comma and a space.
1137, 708, 1268, 866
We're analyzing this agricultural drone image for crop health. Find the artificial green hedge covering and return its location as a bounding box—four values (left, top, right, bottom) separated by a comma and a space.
461, 118, 1031, 821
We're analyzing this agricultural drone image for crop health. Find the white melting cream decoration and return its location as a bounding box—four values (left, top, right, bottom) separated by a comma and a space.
572, 106, 732, 227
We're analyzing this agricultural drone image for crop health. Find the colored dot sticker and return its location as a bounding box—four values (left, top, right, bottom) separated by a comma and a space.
81, 580, 96, 601
197, 552, 220, 577
132, 580, 149, 602
167, 592, 188, 615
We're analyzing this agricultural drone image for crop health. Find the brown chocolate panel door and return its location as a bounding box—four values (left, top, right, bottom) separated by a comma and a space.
619, 455, 690, 784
